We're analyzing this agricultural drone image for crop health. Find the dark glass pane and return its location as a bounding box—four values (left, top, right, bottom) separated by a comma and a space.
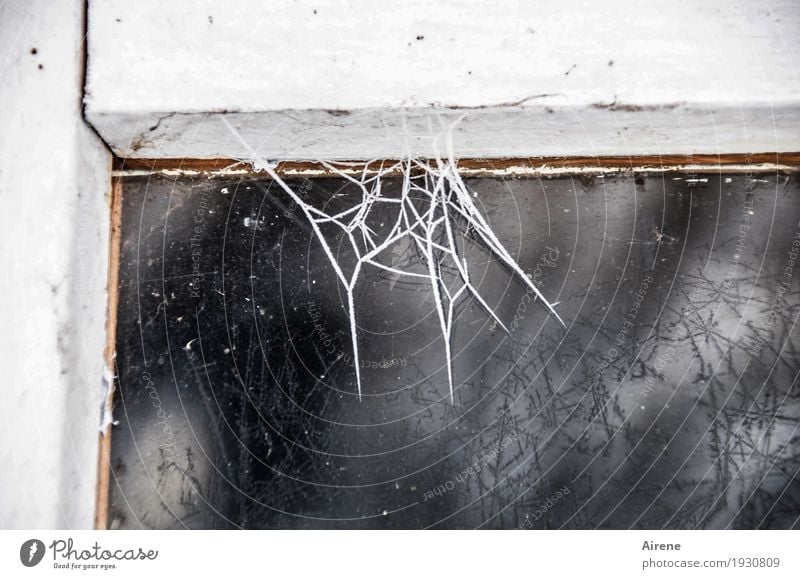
109, 172, 800, 529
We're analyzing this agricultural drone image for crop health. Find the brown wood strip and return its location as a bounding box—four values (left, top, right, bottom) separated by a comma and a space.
114, 153, 800, 177
94, 176, 123, 530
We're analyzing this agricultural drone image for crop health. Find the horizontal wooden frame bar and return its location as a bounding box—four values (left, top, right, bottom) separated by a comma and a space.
114, 153, 800, 179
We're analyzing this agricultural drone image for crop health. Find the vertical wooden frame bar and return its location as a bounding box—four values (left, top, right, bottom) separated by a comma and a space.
94, 176, 123, 529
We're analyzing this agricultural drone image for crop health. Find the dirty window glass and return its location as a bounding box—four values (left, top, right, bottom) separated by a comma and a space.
108, 171, 800, 529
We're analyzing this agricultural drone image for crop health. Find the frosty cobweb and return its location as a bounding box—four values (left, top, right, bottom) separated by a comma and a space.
223, 118, 564, 402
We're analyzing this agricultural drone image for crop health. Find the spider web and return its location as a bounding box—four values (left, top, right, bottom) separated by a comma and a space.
223, 119, 564, 402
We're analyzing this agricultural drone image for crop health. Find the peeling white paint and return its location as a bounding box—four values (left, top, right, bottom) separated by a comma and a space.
98, 364, 118, 433
0, 0, 112, 528
86, 0, 800, 159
